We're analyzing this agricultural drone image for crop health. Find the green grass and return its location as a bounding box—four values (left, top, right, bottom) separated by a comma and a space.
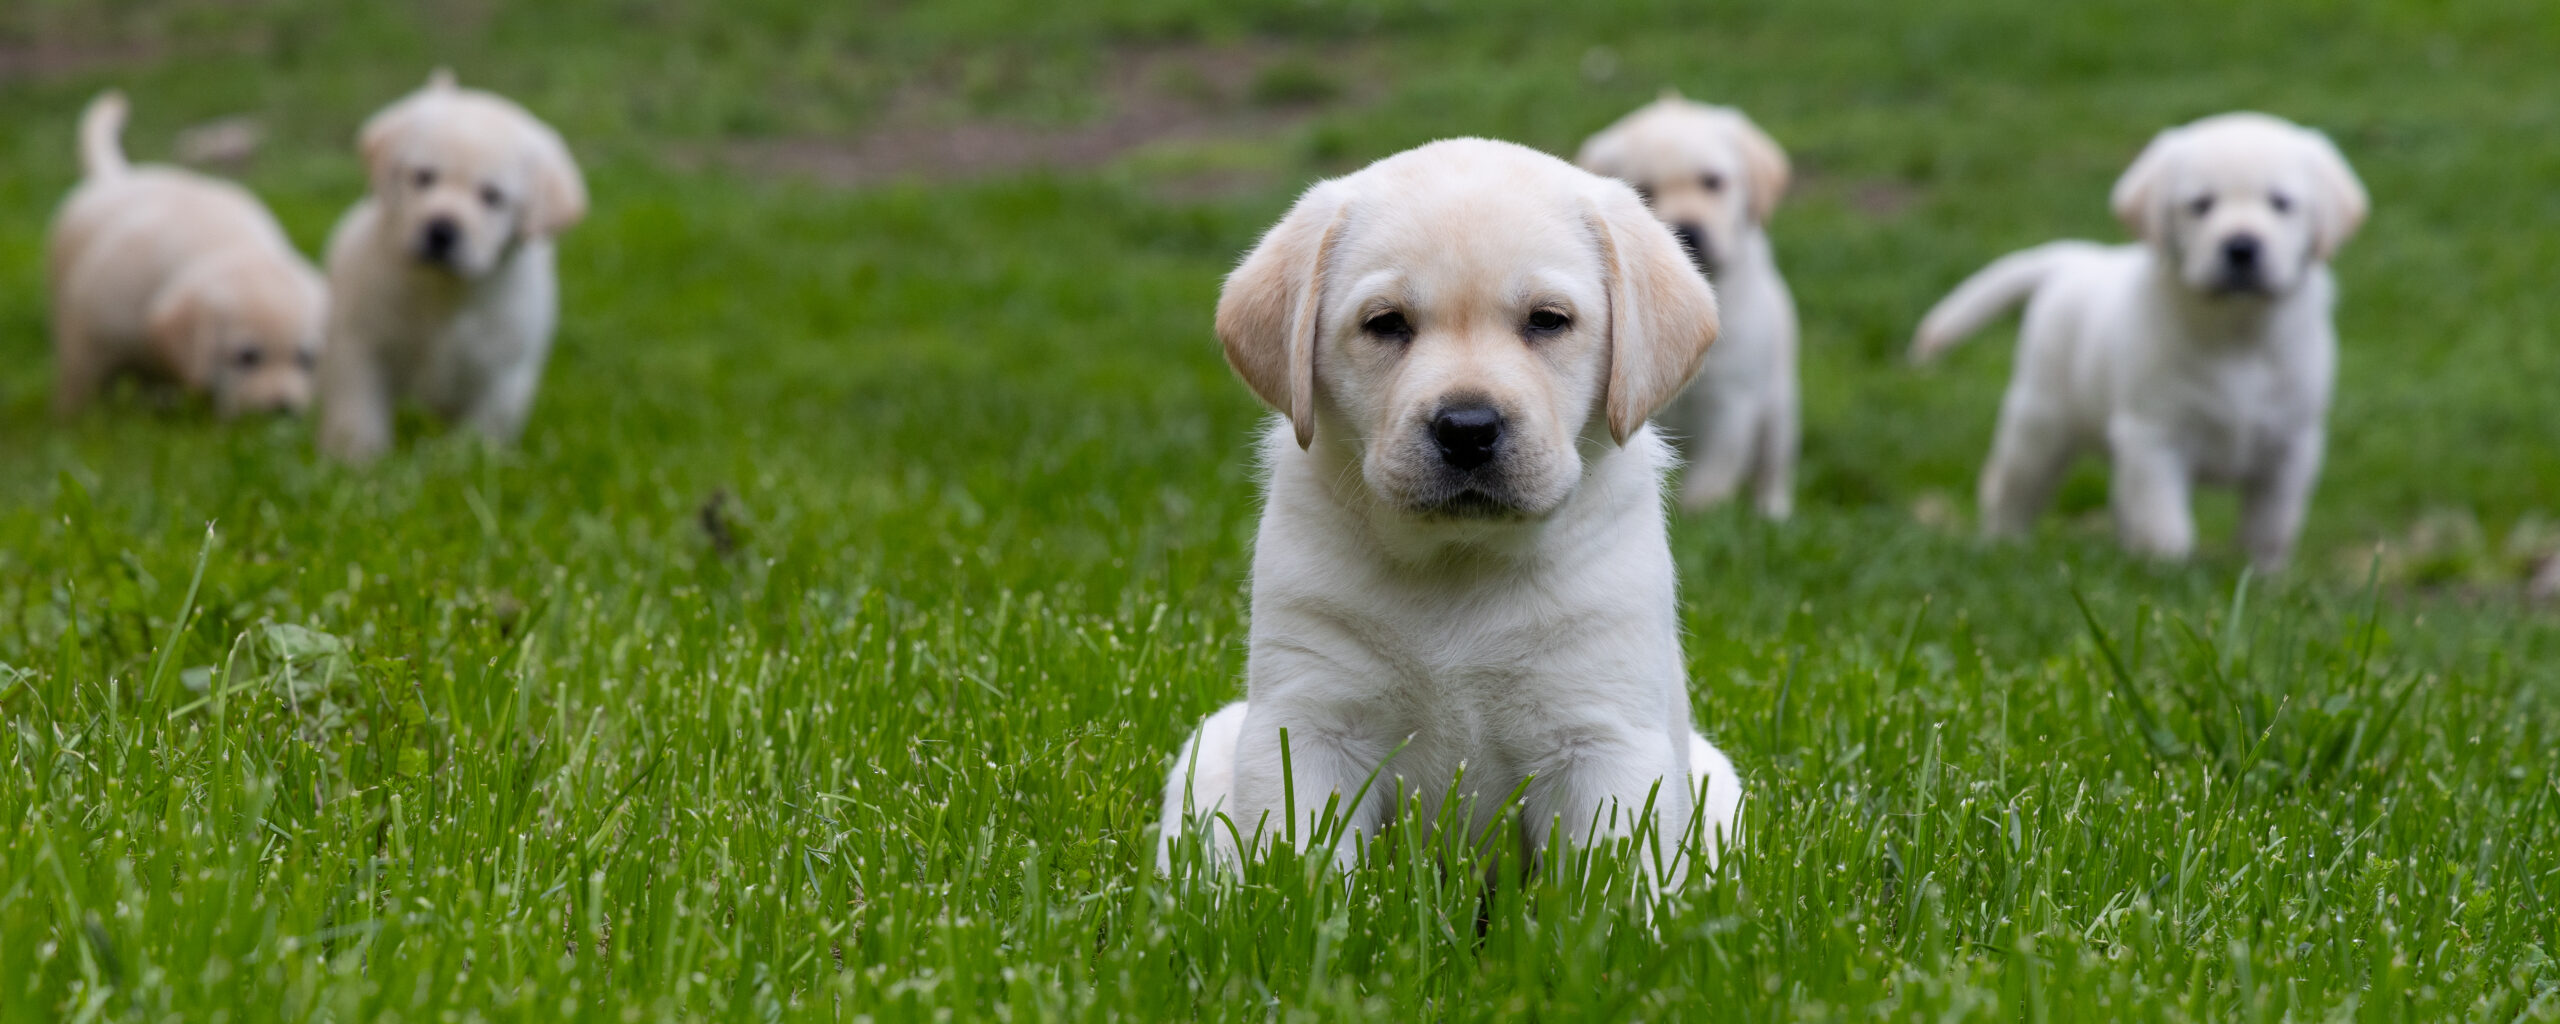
3, 0, 2557, 1018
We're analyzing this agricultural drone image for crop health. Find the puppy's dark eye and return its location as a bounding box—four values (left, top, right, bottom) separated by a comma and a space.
1362, 311, 1413, 341
2188, 196, 2214, 217
480, 184, 506, 209
1700, 173, 1725, 192
413, 167, 437, 189
1525, 309, 1570, 335
2269, 191, 2293, 214
234, 348, 263, 369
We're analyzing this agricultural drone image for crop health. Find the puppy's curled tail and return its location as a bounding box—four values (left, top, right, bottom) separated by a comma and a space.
1910, 241, 2094, 363
79, 91, 130, 178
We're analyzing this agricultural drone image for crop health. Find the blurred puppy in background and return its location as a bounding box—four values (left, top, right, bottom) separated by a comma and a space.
49, 91, 326, 419
320, 70, 586, 463
1912, 113, 2367, 570
1579, 93, 1799, 518
1156, 139, 1745, 891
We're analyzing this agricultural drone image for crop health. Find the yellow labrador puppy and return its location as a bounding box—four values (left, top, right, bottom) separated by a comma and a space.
49, 92, 326, 418
1579, 94, 1800, 518
1156, 139, 1746, 889
1913, 112, 2367, 570
319, 70, 586, 463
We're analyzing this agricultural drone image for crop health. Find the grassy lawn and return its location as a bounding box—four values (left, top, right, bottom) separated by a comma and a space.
3, 0, 2556, 1018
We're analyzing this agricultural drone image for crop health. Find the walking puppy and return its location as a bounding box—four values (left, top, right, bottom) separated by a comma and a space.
1912, 113, 2367, 569
1155, 139, 1746, 888
319, 70, 586, 463
49, 92, 326, 418
1578, 94, 1799, 518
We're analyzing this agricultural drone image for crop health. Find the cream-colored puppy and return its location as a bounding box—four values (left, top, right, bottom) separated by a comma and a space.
1578, 94, 1799, 518
319, 70, 586, 463
48, 92, 326, 418
1913, 113, 2367, 570
1155, 139, 1746, 890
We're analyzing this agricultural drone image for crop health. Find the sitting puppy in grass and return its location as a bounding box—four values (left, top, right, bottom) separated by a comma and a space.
1912, 113, 2367, 570
319, 70, 586, 463
1155, 139, 1746, 891
1578, 93, 1800, 519
49, 91, 327, 418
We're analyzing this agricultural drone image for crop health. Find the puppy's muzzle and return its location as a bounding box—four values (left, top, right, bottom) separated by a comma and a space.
1404, 399, 1536, 520
2214, 234, 2268, 294
2221, 235, 2261, 272
1431, 403, 1504, 471
418, 217, 462, 265
1673, 223, 1717, 275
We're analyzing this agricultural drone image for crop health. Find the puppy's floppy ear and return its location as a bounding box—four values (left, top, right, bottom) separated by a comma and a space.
521, 119, 588, 236
361, 70, 459, 175
1574, 120, 1632, 179
2110, 127, 2184, 242
1587, 188, 1720, 444
1726, 110, 1792, 224
359, 96, 426, 183
1216, 181, 1350, 449
145, 286, 215, 388
2299, 128, 2367, 260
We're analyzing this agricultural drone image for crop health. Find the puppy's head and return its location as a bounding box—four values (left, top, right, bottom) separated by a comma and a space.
2111, 112, 2366, 298
360, 69, 586, 278
149, 252, 327, 417
1218, 138, 1719, 522
1576, 93, 1790, 277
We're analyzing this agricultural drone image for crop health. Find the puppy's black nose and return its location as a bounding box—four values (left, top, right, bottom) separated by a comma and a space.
1673, 224, 1712, 270
2222, 235, 2261, 268
422, 218, 460, 260
1431, 404, 1504, 471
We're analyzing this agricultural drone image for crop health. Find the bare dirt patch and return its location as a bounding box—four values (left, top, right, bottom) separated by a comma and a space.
684, 41, 1354, 191
0, 37, 170, 83
0, 5, 271, 84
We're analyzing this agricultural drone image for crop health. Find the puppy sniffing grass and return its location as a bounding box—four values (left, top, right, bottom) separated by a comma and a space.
1578, 94, 1800, 519
1156, 139, 1745, 892
48, 92, 327, 419
1913, 113, 2368, 570
319, 70, 587, 463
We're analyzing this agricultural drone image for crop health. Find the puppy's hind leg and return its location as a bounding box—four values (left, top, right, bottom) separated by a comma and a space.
1977, 399, 2076, 538
1155, 701, 1247, 875
51, 322, 111, 419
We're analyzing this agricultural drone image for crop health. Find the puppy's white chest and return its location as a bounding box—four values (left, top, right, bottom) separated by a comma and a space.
1253, 527, 1685, 796
414, 300, 529, 391
375, 241, 559, 407
2154, 352, 2319, 482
